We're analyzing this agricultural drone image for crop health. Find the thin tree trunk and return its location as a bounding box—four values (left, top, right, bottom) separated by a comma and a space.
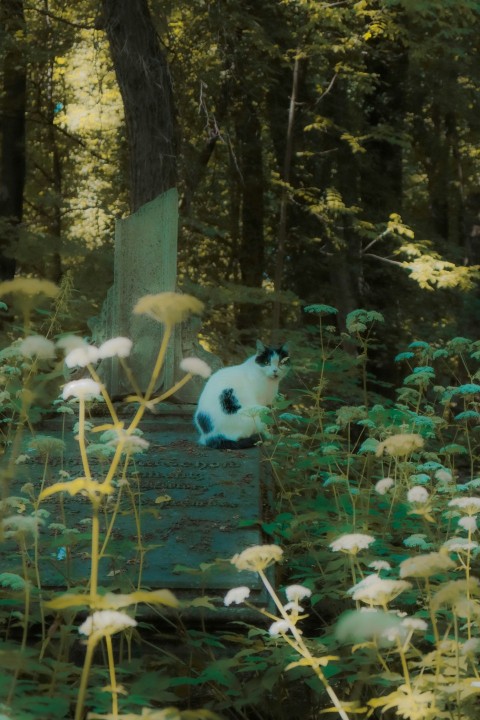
272, 53, 301, 334
101, 0, 177, 211
0, 0, 26, 279
235, 96, 265, 331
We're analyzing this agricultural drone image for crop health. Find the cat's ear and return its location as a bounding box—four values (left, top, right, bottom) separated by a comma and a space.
280, 342, 289, 354
256, 340, 266, 354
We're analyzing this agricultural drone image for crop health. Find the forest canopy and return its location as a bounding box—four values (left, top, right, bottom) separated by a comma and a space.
1, 0, 480, 361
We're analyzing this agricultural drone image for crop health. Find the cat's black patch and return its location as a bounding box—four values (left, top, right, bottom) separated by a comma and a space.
255, 344, 289, 367
206, 434, 262, 450
220, 388, 241, 415
195, 411, 213, 434
255, 346, 274, 367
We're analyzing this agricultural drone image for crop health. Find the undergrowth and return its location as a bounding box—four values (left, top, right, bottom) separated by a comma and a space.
0, 282, 480, 719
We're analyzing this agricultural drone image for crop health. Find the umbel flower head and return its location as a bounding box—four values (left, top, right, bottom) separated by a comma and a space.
28, 435, 66, 459
376, 433, 424, 458
224, 586, 251, 606
98, 336, 133, 360
231, 544, 283, 572
180, 357, 212, 378
19, 335, 56, 360
399, 551, 455, 579
407, 486, 429, 504
449, 497, 480, 516
133, 292, 204, 326
64, 344, 99, 368
348, 574, 412, 606
375, 477, 395, 495
78, 610, 137, 638
329, 533, 375, 555
0, 277, 59, 299
62, 379, 102, 401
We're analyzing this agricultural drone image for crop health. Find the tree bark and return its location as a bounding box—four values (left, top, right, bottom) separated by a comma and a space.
101, 0, 177, 211
0, 0, 26, 279
235, 97, 265, 331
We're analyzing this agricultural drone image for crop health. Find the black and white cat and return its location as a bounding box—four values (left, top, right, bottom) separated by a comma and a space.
194, 341, 289, 449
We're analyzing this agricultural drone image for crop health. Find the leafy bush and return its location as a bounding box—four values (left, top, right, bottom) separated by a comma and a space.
1, 282, 480, 719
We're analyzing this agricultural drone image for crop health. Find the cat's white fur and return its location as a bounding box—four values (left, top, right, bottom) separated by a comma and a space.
194, 341, 289, 449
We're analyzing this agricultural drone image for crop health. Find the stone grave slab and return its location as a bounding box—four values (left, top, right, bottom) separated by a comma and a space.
4, 412, 273, 613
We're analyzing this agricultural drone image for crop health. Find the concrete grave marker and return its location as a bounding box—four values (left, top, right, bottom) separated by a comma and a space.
90, 189, 221, 402
3, 415, 273, 612
90, 188, 179, 398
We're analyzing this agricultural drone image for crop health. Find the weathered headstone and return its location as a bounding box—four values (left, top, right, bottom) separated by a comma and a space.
5, 414, 273, 613
90, 189, 178, 397
89, 188, 220, 402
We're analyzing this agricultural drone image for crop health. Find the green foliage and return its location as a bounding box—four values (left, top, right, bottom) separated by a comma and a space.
2, 294, 480, 718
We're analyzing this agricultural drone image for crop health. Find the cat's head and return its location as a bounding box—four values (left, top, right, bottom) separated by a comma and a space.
254, 340, 290, 380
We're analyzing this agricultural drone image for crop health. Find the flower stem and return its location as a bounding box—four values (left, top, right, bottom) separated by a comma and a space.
258, 569, 350, 720
105, 634, 119, 719
75, 636, 96, 720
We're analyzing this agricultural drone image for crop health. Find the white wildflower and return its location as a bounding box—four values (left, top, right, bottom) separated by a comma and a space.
335, 609, 403, 645
106, 430, 149, 453
459, 516, 477, 532
78, 610, 137, 637
442, 537, 479, 553
269, 619, 295, 636
98, 336, 133, 359
231, 545, 283, 572
369, 560, 391, 572
407, 486, 429, 504
462, 638, 480, 655
65, 344, 100, 368
62, 379, 102, 401
56, 335, 86, 353
435, 469, 453, 484
329, 533, 375, 554
375, 477, 395, 495
381, 625, 407, 643
449, 497, 480, 515
399, 552, 455, 578
180, 357, 212, 378
2, 514, 43, 537
19, 335, 56, 360
375, 433, 424, 458
283, 601, 304, 613
285, 585, 312, 603
348, 574, 411, 605
401, 617, 428, 632
224, 586, 250, 606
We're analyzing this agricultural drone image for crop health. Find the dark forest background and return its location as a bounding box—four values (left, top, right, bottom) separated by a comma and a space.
1, 0, 480, 372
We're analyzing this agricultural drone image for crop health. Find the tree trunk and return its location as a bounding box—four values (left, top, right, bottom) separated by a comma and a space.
0, 0, 26, 279
235, 97, 265, 331
101, 0, 177, 211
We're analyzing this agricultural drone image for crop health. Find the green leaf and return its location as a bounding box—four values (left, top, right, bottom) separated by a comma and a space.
450, 383, 480, 396
394, 351, 414, 362
0, 573, 27, 590
439, 443, 468, 454
357, 438, 380, 454
304, 303, 338, 315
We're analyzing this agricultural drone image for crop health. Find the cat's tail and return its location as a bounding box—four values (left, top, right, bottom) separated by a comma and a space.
203, 434, 263, 450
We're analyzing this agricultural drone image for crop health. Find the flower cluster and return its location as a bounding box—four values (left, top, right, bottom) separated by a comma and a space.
375, 433, 424, 458
329, 533, 375, 555
133, 292, 204, 325
231, 544, 283, 572
64, 336, 132, 368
